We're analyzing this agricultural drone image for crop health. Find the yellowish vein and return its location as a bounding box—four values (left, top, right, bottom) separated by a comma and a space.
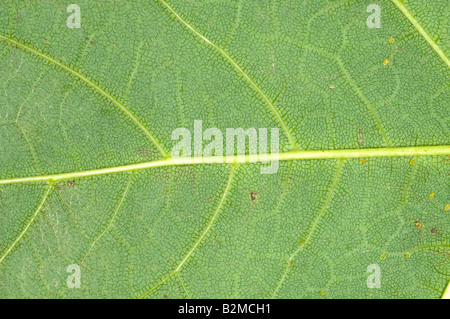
0, 33, 168, 157
156, 0, 299, 150
271, 160, 344, 298
138, 165, 236, 298
442, 280, 450, 299
80, 173, 134, 266
0, 185, 53, 265
0, 146, 448, 186
391, 0, 450, 68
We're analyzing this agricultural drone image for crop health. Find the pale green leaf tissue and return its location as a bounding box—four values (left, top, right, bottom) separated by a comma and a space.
0, 0, 449, 298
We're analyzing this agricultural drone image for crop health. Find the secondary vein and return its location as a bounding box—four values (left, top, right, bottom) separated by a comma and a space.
442, 280, 450, 299
0, 185, 53, 265
0, 33, 169, 158
155, 0, 299, 150
138, 165, 236, 298
390, 0, 450, 68
271, 160, 344, 298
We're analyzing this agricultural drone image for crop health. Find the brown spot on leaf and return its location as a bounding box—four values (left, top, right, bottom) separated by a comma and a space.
250, 191, 258, 202
253, 284, 262, 295
431, 227, 442, 236
85, 36, 96, 45
357, 125, 364, 147
56, 180, 76, 190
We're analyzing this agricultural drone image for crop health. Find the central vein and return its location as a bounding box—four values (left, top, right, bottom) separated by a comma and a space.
0, 145, 448, 185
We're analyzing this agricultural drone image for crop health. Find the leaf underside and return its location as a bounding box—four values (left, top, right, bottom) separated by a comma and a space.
0, 0, 449, 298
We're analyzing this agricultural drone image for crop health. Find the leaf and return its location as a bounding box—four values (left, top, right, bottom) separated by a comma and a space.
0, 0, 449, 298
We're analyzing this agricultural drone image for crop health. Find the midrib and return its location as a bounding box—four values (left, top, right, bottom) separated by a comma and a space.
0, 145, 448, 185
0, 2, 448, 186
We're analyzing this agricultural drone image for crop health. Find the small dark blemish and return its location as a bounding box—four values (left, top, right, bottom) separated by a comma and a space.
358, 126, 364, 148
250, 191, 258, 202
56, 180, 76, 190
431, 227, 442, 236
84, 37, 96, 45
414, 220, 423, 229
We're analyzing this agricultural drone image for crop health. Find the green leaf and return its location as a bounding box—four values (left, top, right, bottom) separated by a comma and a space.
0, 0, 449, 298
